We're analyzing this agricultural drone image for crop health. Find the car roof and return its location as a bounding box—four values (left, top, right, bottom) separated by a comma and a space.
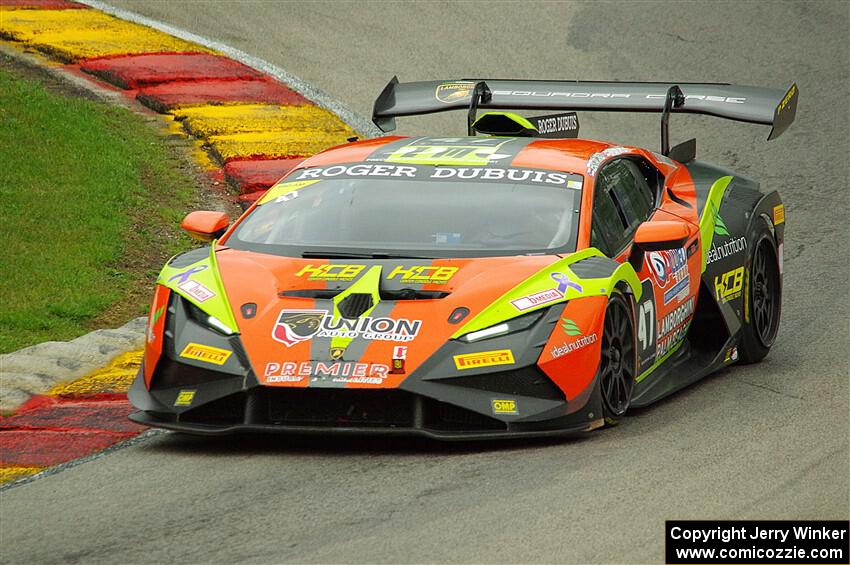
298, 135, 623, 177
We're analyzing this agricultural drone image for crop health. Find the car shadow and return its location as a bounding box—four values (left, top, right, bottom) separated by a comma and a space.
144, 427, 596, 457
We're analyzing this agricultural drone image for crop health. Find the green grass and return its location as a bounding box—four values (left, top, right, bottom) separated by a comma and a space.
0, 64, 197, 353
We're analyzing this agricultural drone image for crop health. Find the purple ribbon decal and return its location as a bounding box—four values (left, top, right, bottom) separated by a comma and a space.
550, 272, 583, 294
168, 264, 208, 284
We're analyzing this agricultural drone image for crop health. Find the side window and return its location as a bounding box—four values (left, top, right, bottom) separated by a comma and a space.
591, 158, 655, 255
590, 182, 626, 255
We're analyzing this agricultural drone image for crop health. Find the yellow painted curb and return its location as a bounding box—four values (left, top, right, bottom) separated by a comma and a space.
208, 130, 353, 162
0, 9, 214, 62
48, 350, 143, 397
0, 466, 44, 485
175, 104, 354, 138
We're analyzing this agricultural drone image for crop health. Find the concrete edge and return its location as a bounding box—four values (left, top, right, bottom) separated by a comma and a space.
78, 0, 383, 139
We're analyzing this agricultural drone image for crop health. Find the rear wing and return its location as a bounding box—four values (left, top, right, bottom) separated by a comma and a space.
372, 78, 798, 149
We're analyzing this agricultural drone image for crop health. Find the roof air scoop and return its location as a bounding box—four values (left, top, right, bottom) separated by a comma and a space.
337, 293, 374, 319
472, 111, 580, 138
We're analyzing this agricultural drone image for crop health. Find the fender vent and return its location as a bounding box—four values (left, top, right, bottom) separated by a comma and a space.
568, 256, 617, 278
338, 293, 374, 318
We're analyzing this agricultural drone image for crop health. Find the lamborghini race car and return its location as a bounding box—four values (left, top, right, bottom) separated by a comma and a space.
129, 78, 797, 439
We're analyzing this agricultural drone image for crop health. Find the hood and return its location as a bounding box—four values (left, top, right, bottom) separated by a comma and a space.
212, 249, 556, 388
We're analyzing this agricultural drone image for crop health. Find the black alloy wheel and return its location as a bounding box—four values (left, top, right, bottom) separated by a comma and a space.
751, 238, 781, 348
600, 293, 636, 418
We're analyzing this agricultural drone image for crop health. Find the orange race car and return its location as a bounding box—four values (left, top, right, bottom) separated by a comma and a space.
129, 78, 797, 439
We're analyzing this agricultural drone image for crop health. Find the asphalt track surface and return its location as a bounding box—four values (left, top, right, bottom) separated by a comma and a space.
2, 2, 848, 563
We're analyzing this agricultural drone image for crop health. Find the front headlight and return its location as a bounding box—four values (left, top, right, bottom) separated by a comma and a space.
457, 309, 545, 343
183, 298, 235, 336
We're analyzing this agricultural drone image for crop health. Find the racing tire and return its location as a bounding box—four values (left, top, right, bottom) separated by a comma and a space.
599, 290, 637, 421
738, 226, 782, 364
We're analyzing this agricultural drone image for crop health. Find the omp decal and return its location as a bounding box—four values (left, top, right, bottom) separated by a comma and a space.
258, 179, 320, 205
715, 266, 745, 303
179, 343, 232, 365
174, 390, 196, 406
177, 279, 215, 302
773, 204, 785, 225
698, 176, 734, 272
511, 288, 564, 311
387, 265, 457, 285
272, 310, 421, 346
436, 81, 476, 103
453, 350, 515, 370
491, 399, 519, 415
297, 264, 366, 282
264, 361, 389, 384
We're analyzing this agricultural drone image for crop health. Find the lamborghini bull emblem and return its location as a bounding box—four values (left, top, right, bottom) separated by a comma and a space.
272, 310, 324, 347
435, 81, 475, 104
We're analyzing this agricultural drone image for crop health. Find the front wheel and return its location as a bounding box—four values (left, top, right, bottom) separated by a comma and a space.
738, 230, 782, 364
600, 291, 637, 419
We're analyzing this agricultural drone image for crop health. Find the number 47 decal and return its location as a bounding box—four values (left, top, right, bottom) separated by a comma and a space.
637, 298, 655, 352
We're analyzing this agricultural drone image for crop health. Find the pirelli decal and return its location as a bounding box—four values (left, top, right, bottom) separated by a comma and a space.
180, 343, 232, 366
454, 349, 515, 370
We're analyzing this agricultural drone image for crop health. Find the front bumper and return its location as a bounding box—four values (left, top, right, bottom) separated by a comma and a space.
128, 368, 604, 441
133, 298, 605, 440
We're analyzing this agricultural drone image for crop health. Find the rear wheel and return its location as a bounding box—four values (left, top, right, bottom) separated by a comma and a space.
600, 291, 636, 420
739, 230, 782, 364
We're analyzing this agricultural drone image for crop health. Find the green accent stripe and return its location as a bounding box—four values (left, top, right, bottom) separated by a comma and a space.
329, 265, 382, 352
207, 241, 239, 331
699, 176, 733, 273
450, 247, 642, 339
635, 331, 687, 383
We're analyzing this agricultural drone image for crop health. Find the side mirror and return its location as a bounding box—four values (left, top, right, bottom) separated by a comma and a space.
628, 220, 690, 270
181, 211, 229, 242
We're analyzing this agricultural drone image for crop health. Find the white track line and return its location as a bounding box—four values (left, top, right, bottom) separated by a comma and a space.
79, 0, 382, 138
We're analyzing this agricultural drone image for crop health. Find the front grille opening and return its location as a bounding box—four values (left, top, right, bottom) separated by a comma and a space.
265, 388, 413, 428
170, 388, 508, 433
423, 398, 506, 432
153, 356, 230, 389
438, 366, 565, 400
180, 392, 246, 426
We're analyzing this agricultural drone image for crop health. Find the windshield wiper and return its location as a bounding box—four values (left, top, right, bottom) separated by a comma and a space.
301, 251, 432, 259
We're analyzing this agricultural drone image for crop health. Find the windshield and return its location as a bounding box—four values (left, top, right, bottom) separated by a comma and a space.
226, 163, 583, 258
